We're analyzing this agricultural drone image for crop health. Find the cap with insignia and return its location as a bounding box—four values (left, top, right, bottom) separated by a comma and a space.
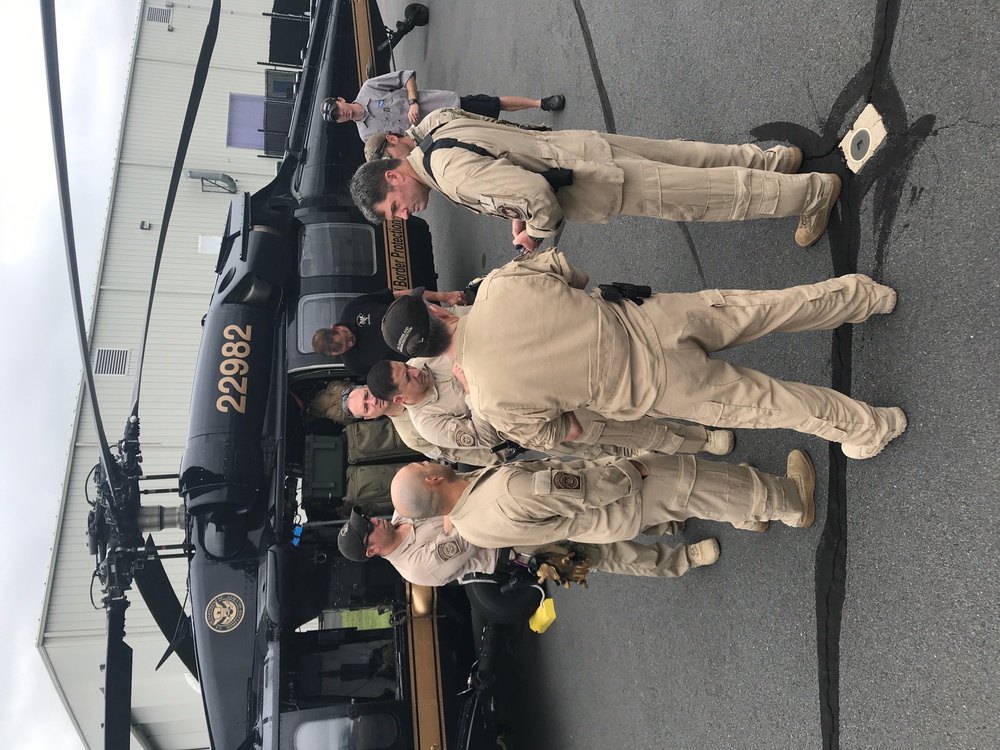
337, 506, 374, 562
381, 287, 431, 357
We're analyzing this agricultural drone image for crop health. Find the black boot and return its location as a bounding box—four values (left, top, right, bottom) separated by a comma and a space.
540, 95, 565, 112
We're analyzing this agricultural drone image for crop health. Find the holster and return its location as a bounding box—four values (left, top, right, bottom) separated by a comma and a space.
540, 167, 574, 191
599, 281, 653, 305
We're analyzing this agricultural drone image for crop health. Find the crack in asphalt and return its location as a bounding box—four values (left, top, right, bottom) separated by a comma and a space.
931, 116, 1000, 134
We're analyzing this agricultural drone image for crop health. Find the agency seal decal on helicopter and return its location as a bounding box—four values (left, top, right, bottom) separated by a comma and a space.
205, 592, 246, 633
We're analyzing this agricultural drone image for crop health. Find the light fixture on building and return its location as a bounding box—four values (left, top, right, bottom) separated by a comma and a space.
186, 170, 238, 194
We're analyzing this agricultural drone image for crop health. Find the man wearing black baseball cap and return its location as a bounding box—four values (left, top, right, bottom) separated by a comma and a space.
337, 506, 377, 562
379, 248, 905, 460
380, 287, 438, 358
311, 286, 466, 377
336, 505, 717, 585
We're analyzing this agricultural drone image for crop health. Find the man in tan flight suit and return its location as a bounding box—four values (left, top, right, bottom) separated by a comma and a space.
350, 109, 842, 249
336, 506, 716, 587
342, 383, 500, 467
390, 450, 816, 550
365, 354, 736, 458
379, 250, 907, 460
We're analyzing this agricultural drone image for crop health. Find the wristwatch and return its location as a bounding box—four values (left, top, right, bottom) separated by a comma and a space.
408, 98, 418, 105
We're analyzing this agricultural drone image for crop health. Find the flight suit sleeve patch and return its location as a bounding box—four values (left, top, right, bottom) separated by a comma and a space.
436, 540, 462, 561
456, 430, 477, 447
553, 472, 582, 490
531, 469, 585, 498
479, 195, 531, 221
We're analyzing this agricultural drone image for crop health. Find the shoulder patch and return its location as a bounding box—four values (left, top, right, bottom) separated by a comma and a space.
456, 430, 476, 447
436, 540, 461, 561
496, 204, 528, 221
552, 471, 582, 491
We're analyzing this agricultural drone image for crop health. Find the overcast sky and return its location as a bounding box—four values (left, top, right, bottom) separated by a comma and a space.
0, 2, 142, 748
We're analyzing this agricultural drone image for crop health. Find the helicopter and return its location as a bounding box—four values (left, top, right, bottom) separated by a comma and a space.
41, 0, 548, 748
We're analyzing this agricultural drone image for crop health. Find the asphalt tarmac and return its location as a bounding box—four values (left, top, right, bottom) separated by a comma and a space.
378, 1, 1000, 748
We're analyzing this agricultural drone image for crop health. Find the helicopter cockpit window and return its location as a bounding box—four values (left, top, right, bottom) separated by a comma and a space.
300, 223, 377, 278
293, 714, 398, 750
298, 293, 359, 354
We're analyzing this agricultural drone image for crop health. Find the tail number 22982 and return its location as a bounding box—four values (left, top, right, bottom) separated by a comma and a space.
216, 324, 252, 414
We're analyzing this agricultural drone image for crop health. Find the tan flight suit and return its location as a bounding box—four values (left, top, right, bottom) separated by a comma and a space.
384, 513, 501, 586
457, 249, 898, 449
448, 453, 804, 549
405, 112, 830, 240
406, 355, 505, 451
406, 355, 716, 458
386, 513, 693, 586
387, 410, 500, 467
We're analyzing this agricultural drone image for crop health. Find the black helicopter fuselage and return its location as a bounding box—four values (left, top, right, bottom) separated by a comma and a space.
175, 3, 475, 750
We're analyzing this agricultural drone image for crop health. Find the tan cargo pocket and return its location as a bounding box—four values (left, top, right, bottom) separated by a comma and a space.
532, 468, 586, 499
752, 174, 781, 216
697, 400, 781, 428
802, 415, 849, 443
800, 279, 841, 301
479, 195, 532, 221
699, 289, 727, 307
697, 288, 782, 309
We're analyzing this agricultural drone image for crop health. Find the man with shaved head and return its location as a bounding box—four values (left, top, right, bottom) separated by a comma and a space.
389, 450, 817, 550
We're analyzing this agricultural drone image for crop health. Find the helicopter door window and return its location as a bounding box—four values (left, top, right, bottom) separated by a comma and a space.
293, 714, 399, 750
298, 293, 359, 354
300, 223, 377, 277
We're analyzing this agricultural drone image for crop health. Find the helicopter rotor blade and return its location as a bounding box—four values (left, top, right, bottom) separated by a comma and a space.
103, 599, 133, 750
128, 0, 222, 421
39, 0, 117, 486
133, 537, 197, 676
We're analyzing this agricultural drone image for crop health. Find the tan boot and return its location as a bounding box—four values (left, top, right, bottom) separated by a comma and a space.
704, 429, 735, 456
842, 407, 907, 459
687, 539, 720, 568
795, 173, 842, 247
784, 449, 815, 528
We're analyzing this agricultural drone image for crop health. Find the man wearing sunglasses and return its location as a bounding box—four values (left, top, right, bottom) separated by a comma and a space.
322, 69, 564, 142
337, 505, 714, 587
